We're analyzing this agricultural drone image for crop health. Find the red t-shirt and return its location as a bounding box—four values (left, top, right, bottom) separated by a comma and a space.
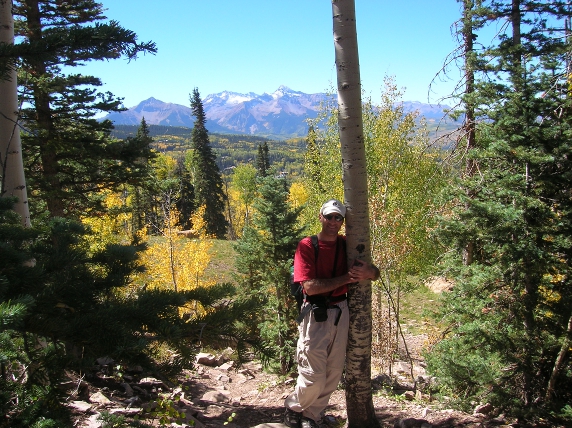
293, 235, 348, 297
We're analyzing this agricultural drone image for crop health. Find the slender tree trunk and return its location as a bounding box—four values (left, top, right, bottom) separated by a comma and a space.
508, 0, 536, 405
545, 313, 572, 401
0, 0, 31, 227
24, 0, 64, 217
461, 0, 477, 265
331, 1, 379, 426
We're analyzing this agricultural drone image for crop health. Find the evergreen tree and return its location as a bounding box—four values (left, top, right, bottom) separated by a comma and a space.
146, 152, 181, 235
175, 156, 196, 231
12, 0, 156, 219
429, 0, 572, 418
303, 125, 324, 193
256, 142, 270, 176
234, 175, 306, 374
189, 88, 227, 238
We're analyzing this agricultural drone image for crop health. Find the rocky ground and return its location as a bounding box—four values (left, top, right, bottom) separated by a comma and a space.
66, 335, 528, 428
64, 278, 559, 427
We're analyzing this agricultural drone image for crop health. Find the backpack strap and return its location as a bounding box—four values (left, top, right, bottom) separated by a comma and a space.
296, 235, 319, 324
310, 235, 319, 262
304, 235, 319, 297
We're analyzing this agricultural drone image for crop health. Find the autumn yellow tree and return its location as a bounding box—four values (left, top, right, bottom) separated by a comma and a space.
81, 190, 133, 253
140, 204, 212, 287
364, 79, 445, 372
288, 181, 309, 210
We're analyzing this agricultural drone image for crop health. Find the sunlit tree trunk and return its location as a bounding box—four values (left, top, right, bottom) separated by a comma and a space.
0, 0, 30, 227
331, 1, 379, 426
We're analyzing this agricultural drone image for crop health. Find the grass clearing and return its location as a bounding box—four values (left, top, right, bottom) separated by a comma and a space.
205, 239, 238, 284
399, 283, 441, 335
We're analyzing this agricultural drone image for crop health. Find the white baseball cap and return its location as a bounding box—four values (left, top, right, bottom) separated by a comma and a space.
320, 199, 346, 217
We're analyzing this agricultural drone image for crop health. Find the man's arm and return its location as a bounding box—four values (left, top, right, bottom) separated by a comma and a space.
303, 273, 352, 296
303, 261, 379, 295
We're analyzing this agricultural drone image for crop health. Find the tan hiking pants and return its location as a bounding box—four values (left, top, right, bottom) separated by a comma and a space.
285, 300, 349, 422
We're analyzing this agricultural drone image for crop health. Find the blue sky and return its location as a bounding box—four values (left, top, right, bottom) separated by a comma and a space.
81, 1, 464, 108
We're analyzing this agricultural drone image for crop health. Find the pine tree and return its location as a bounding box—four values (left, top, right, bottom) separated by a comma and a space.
303, 125, 323, 192
189, 88, 227, 238
130, 117, 156, 237
12, 0, 157, 219
429, 0, 572, 416
256, 142, 270, 177
175, 156, 196, 231
234, 175, 306, 373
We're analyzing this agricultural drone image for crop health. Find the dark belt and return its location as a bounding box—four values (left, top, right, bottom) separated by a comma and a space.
329, 294, 347, 304
296, 295, 347, 325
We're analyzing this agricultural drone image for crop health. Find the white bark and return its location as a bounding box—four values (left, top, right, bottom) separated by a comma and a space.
0, 0, 30, 227
331, 0, 379, 426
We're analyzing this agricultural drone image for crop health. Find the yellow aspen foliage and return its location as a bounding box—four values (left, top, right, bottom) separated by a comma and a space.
154, 152, 178, 180
288, 181, 308, 209
81, 190, 131, 252
135, 205, 214, 319
227, 187, 246, 238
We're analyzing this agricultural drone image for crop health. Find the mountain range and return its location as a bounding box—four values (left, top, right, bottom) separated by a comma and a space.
103, 86, 455, 139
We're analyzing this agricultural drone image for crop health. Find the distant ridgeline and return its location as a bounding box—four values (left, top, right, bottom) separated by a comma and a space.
111, 124, 306, 177
103, 89, 461, 143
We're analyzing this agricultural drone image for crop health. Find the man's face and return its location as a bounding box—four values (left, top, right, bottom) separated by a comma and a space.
319, 212, 344, 236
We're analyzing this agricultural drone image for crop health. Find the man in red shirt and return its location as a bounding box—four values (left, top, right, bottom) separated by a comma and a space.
284, 199, 380, 428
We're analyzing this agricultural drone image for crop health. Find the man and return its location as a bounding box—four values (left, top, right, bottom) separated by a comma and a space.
284, 199, 380, 428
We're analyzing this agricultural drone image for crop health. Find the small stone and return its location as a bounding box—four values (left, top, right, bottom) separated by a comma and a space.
394, 418, 432, 428
96, 356, 114, 366
216, 374, 230, 383
474, 402, 493, 415
67, 400, 92, 412
121, 382, 133, 397
201, 389, 231, 403
89, 391, 111, 405
196, 352, 218, 366
403, 390, 415, 401
218, 361, 234, 371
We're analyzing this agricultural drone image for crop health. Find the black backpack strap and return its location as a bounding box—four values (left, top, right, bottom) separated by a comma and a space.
296, 235, 319, 324
296, 304, 312, 324
310, 235, 319, 261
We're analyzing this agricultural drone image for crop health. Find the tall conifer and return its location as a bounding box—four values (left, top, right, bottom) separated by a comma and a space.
189, 88, 227, 238
234, 175, 305, 373
12, 0, 157, 219
130, 117, 155, 236
256, 142, 270, 177
430, 0, 572, 415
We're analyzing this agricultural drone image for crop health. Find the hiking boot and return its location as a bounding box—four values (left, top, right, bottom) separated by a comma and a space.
319, 414, 341, 426
300, 416, 319, 428
284, 407, 301, 427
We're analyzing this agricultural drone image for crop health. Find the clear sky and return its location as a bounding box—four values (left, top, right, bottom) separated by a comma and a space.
80, 1, 464, 109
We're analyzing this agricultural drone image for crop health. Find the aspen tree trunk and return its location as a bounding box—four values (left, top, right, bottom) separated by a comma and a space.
331, 1, 379, 426
0, 0, 31, 227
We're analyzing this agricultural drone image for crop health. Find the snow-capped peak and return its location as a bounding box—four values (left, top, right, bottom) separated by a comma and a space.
204, 90, 256, 106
